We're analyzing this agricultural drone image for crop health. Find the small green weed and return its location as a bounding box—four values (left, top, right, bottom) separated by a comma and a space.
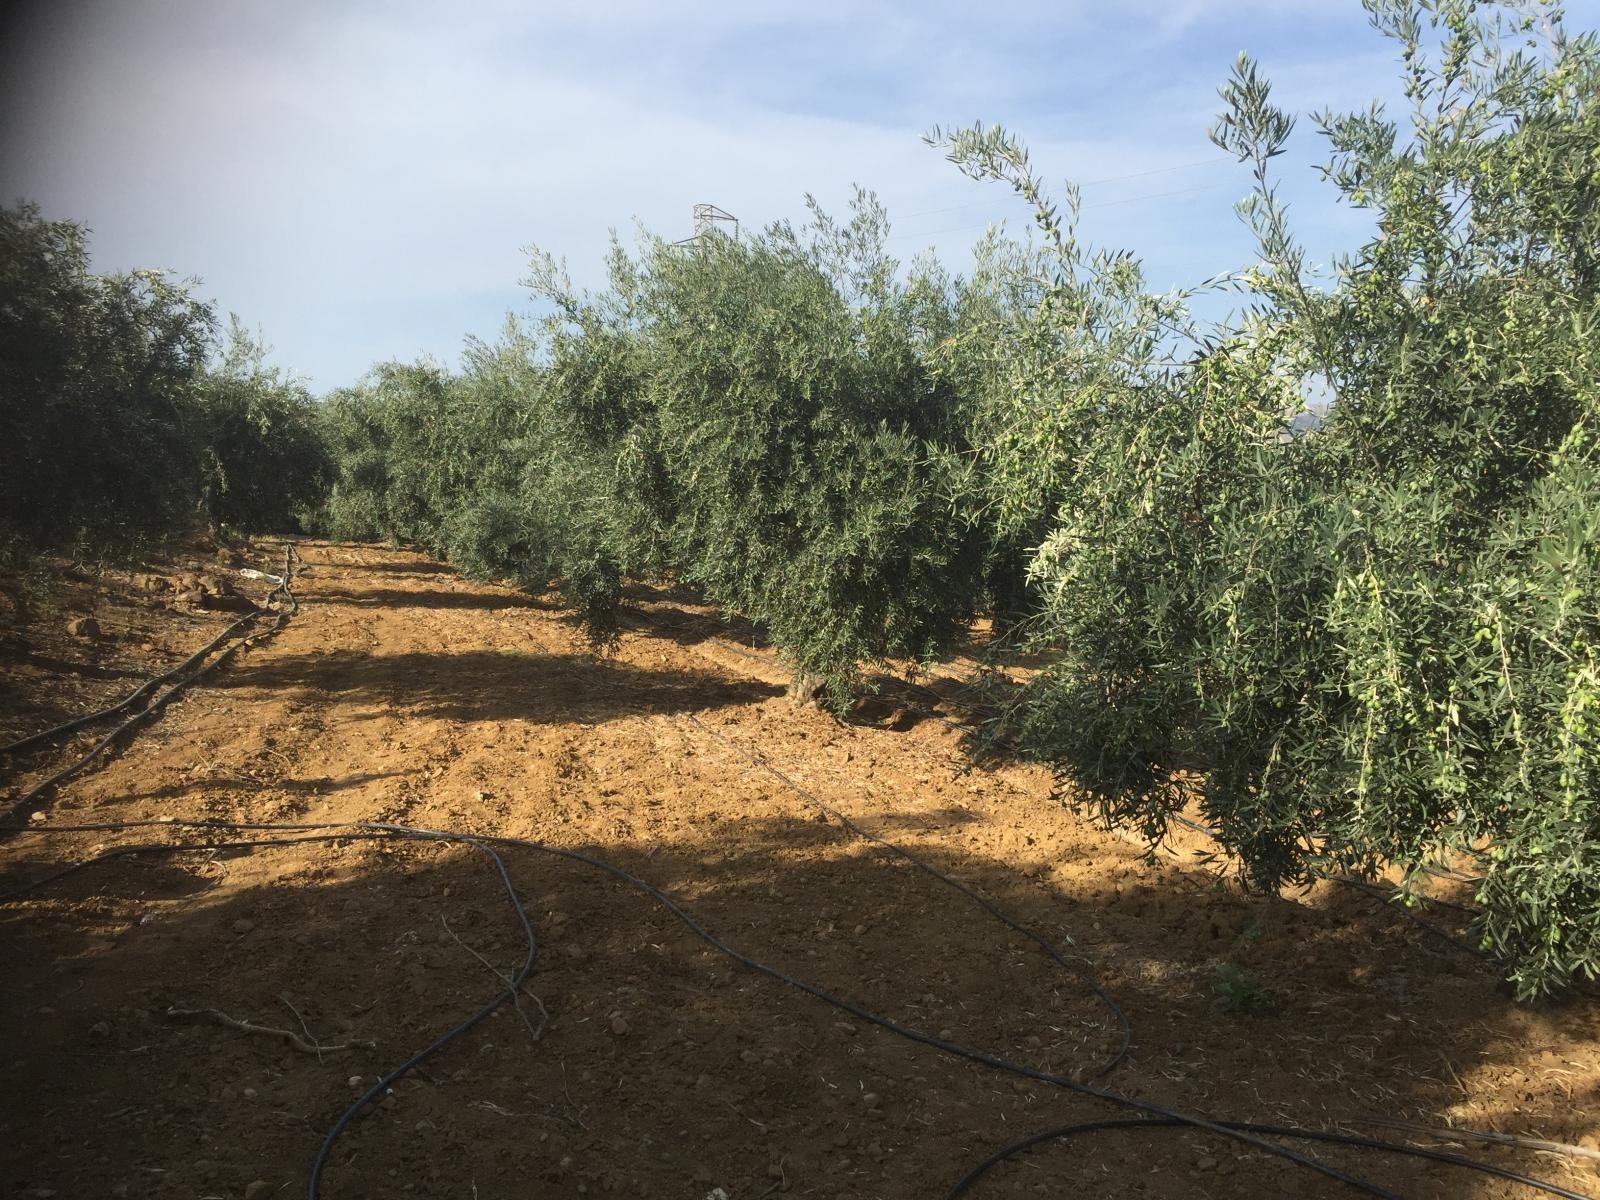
1212, 962, 1272, 1016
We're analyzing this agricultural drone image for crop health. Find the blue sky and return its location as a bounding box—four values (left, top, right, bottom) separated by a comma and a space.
3, 0, 1596, 391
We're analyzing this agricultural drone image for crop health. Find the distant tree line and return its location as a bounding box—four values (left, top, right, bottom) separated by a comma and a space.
0, 202, 329, 564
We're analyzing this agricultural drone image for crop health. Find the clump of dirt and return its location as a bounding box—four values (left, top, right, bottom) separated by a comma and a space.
1, 541, 1596, 1200
0, 544, 289, 750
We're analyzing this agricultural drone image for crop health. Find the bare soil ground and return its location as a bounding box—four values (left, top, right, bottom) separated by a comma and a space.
1, 540, 1596, 1200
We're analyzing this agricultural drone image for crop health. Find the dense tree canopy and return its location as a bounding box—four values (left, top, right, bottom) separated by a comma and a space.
0, 203, 329, 561
1, 202, 214, 560
935, 0, 1600, 996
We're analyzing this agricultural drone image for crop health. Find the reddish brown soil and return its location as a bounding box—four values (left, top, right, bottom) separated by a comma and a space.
1, 541, 1596, 1200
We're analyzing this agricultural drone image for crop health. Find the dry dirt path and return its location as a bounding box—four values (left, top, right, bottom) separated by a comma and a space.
1, 541, 1596, 1200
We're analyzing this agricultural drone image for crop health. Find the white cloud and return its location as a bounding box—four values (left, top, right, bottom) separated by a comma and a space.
4, 0, 1595, 387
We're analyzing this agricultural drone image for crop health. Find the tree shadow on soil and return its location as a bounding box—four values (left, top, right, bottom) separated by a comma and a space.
113, 770, 410, 807
3, 649, 151, 684
340, 561, 459, 577
213, 649, 786, 724
310, 588, 562, 612
2, 807, 1592, 1200
628, 607, 772, 652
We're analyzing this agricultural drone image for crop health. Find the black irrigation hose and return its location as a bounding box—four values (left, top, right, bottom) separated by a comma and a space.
0, 614, 263, 759
1169, 814, 1490, 956
681, 713, 1133, 1079
0, 548, 299, 823
0, 825, 535, 1200
5, 817, 1589, 1198
1380, 881, 1478, 918
0, 545, 300, 761
1418, 860, 1485, 887
859, 673, 981, 737
945, 1117, 1595, 1200
305, 829, 535, 1200
0, 819, 1396, 1198
1, 623, 277, 821
1332, 875, 1490, 959
708, 636, 772, 663
0, 830, 377, 904
624, 608, 978, 736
